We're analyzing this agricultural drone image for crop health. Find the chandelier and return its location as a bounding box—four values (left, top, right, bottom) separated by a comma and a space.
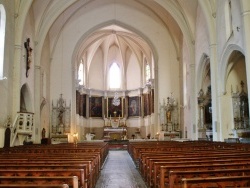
112, 92, 120, 106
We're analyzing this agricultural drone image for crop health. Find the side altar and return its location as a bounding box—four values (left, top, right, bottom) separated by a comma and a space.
50, 94, 71, 143
159, 93, 181, 140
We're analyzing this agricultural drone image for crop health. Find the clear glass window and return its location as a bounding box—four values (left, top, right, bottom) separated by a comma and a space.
109, 62, 121, 89
0, 4, 6, 79
145, 62, 150, 83
78, 61, 84, 85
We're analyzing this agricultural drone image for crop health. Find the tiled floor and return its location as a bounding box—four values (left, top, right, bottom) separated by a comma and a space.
95, 150, 148, 188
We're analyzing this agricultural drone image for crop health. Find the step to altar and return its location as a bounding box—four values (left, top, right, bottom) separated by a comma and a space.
106, 140, 129, 150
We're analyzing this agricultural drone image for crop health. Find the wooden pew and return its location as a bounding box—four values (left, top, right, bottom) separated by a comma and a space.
158, 162, 250, 188
169, 168, 250, 188
141, 152, 250, 181
0, 162, 91, 188
181, 175, 250, 188
0, 142, 108, 188
0, 176, 78, 188
0, 185, 68, 188
0, 169, 85, 188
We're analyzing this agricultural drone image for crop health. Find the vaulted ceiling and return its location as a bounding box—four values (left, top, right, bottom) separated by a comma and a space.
28, 0, 200, 68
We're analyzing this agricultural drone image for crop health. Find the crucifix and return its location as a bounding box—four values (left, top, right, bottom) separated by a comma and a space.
24, 38, 33, 77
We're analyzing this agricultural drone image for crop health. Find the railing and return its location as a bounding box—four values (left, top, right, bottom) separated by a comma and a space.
10, 112, 34, 147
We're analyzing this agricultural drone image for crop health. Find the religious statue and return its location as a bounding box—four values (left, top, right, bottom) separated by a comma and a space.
24, 38, 33, 78
58, 109, 64, 125
42, 128, 46, 138
167, 110, 171, 122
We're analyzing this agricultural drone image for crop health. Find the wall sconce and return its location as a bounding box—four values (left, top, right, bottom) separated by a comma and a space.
72, 132, 78, 145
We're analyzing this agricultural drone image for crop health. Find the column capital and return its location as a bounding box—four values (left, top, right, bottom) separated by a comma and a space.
209, 43, 217, 48
35, 65, 41, 70
189, 63, 195, 69
14, 44, 22, 49
242, 10, 250, 16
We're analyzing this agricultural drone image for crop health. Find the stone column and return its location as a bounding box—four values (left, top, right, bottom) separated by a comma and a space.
241, 0, 250, 120
71, 69, 76, 134
34, 65, 41, 143
209, 43, 219, 141
189, 63, 197, 140
154, 66, 159, 135
12, 44, 22, 119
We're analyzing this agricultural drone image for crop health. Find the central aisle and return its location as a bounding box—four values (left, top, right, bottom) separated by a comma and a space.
95, 150, 148, 188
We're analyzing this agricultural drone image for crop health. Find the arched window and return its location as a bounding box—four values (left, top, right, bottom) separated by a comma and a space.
0, 4, 6, 79
145, 61, 150, 84
78, 60, 84, 86
109, 62, 121, 89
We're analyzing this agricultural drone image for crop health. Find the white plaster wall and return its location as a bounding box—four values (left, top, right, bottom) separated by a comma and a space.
182, 40, 191, 138
217, 0, 244, 60
216, 1, 245, 140
89, 48, 104, 90
226, 60, 247, 93
40, 36, 51, 134
195, 6, 210, 68
126, 53, 141, 90
21, 9, 35, 112
192, 5, 210, 139
0, 0, 14, 126
220, 59, 247, 140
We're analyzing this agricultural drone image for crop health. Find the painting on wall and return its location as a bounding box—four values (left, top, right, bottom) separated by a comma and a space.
76, 91, 80, 115
82, 94, 86, 117
128, 96, 141, 117
151, 89, 154, 113
89, 96, 103, 118
144, 94, 149, 116
107, 97, 123, 118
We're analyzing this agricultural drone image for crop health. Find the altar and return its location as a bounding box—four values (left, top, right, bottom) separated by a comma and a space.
159, 131, 180, 140
103, 127, 127, 141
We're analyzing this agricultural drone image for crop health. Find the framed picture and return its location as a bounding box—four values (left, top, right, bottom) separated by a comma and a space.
107, 97, 123, 118
151, 89, 154, 113
128, 96, 140, 117
76, 91, 80, 115
82, 94, 86, 117
143, 94, 149, 117
89, 96, 103, 118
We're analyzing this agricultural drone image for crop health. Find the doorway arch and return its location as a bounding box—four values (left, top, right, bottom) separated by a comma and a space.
20, 83, 33, 112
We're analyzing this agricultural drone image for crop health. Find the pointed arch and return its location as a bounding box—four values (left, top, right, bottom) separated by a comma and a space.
20, 84, 33, 113
219, 44, 244, 94
197, 53, 210, 91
